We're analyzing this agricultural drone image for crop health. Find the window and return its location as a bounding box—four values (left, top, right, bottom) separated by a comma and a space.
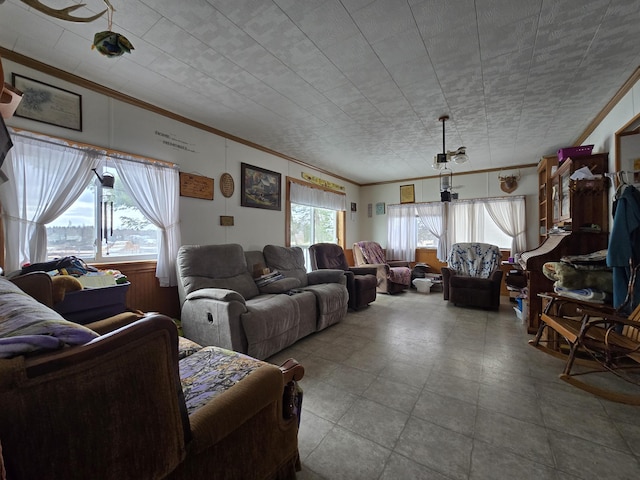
417, 217, 439, 248
286, 179, 346, 270
2, 129, 181, 286
449, 201, 512, 249
290, 204, 338, 248
388, 196, 526, 262
47, 168, 159, 262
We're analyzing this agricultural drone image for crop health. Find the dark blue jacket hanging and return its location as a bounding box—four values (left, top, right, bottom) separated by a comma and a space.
606, 185, 640, 311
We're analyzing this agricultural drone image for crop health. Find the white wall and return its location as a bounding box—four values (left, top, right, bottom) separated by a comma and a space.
584, 80, 640, 174
4, 58, 638, 253
358, 167, 539, 252
2, 59, 362, 250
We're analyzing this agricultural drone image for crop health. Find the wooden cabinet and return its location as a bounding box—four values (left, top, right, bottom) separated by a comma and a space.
550, 153, 609, 233
524, 152, 610, 333
537, 156, 557, 244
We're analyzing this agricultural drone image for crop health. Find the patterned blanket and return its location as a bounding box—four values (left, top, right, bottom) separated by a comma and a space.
355, 241, 387, 265
179, 345, 265, 414
448, 243, 500, 279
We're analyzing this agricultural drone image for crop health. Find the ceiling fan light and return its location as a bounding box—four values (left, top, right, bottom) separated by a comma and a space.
452, 148, 468, 164
432, 154, 446, 170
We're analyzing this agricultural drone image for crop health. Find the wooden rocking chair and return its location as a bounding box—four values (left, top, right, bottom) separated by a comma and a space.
529, 265, 640, 404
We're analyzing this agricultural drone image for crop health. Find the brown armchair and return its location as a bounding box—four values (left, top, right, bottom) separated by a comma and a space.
441, 242, 503, 310
352, 241, 411, 294
309, 243, 377, 310
0, 273, 304, 480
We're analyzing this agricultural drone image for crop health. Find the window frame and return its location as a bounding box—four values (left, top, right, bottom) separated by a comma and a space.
285, 177, 346, 249
46, 166, 160, 263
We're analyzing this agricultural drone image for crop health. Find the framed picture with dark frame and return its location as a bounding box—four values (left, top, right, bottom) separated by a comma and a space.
12, 74, 82, 131
240, 162, 281, 210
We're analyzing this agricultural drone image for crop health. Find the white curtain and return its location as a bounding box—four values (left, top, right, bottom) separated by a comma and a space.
448, 200, 485, 253
290, 181, 346, 270
387, 204, 416, 261
415, 202, 448, 261
290, 182, 346, 210
0, 131, 101, 272
111, 156, 181, 287
484, 196, 527, 254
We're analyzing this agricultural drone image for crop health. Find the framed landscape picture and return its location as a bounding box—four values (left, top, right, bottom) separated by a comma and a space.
12, 74, 82, 131
240, 163, 281, 210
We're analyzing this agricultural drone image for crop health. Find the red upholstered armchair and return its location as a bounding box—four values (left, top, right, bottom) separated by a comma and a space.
352, 241, 411, 294
309, 243, 377, 310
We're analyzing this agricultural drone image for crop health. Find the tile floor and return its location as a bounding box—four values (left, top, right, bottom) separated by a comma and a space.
267, 290, 640, 480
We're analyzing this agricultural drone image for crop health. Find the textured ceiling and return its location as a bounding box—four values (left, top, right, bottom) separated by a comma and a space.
1, 0, 640, 184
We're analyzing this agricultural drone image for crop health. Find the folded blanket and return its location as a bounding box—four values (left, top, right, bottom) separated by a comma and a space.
560, 249, 608, 269
553, 285, 610, 304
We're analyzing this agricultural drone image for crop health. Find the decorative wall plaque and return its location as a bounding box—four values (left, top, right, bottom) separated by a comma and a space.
179, 172, 214, 200
220, 172, 234, 198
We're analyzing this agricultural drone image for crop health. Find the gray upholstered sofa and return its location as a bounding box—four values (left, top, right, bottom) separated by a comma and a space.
176, 244, 348, 360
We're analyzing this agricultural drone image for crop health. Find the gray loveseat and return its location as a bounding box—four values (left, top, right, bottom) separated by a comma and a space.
176, 244, 348, 359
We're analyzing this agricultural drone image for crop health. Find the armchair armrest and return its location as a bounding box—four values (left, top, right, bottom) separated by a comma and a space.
307, 269, 345, 285
489, 269, 504, 282
187, 357, 305, 454
387, 260, 410, 268
8, 272, 54, 307
84, 311, 145, 335
186, 362, 288, 452
349, 266, 378, 276
280, 358, 304, 420
364, 262, 390, 273
186, 287, 246, 304
2, 315, 188, 480
441, 267, 453, 299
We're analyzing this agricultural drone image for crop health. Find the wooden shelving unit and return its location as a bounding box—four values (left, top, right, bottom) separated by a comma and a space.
550, 153, 609, 233
537, 155, 557, 245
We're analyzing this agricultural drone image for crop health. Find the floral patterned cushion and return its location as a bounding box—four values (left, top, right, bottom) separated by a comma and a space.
179, 346, 265, 414
177, 336, 202, 360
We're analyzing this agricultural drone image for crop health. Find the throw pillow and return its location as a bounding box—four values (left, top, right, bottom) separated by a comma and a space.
0, 277, 99, 358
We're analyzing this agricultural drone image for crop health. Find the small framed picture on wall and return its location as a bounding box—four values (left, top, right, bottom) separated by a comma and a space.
400, 184, 415, 204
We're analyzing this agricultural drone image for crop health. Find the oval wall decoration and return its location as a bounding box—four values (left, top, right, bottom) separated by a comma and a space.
220, 172, 234, 198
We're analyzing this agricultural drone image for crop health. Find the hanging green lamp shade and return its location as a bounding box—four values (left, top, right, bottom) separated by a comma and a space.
92, 31, 134, 57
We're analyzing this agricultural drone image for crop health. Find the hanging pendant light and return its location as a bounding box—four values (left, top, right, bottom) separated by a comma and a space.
432, 115, 468, 169
440, 167, 452, 202
92, 0, 134, 57
432, 115, 468, 202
